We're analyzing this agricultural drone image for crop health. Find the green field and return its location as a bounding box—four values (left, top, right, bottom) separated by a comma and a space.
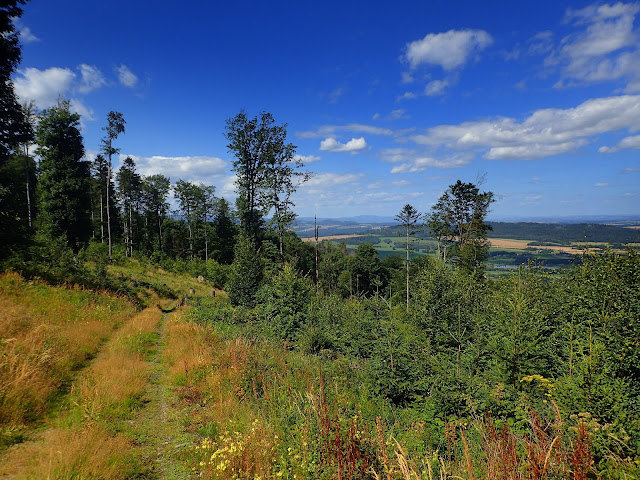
335, 234, 577, 274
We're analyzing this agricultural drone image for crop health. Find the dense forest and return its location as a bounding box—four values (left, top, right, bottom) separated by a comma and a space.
2, 1, 640, 478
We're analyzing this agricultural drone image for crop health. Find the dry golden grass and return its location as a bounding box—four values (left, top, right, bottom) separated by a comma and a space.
0, 424, 134, 479
0, 272, 135, 429
73, 307, 161, 417
488, 238, 584, 253
0, 307, 161, 478
301, 234, 363, 242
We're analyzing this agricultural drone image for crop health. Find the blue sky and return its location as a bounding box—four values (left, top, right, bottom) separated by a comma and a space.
12, 0, 640, 219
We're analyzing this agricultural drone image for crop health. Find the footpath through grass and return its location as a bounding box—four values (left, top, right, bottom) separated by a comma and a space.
0, 271, 200, 479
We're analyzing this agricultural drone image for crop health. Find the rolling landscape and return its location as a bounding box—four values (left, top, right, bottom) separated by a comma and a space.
2, 1, 640, 479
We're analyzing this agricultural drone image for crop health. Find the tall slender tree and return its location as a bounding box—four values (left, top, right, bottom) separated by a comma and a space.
174, 179, 202, 260
116, 156, 141, 257
197, 184, 217, 262
101, 111, 125, 260
141, 174, 170, 253
263, 137, 310, 255
395, 204, 421, 309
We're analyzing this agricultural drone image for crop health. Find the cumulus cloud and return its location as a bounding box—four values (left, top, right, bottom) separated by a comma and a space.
13, 66, 97, 120
320, 137, 367, 153
548, 2, 640, 89
405, 29, 493, 70
411, 94, 640, 160
599, 134, 640, 153
298, 124, 393, 138
77, 64, 106, 93
425, 79, 449, 96
14, 67, 76, 109
117, 64, 138, 88
293, 154, 321, 164
121, 154, 227, 183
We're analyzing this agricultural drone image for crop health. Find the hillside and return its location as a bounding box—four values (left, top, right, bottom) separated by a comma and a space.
1, 254, 639, 478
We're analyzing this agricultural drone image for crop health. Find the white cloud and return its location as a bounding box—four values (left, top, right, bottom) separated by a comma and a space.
219, 175, 238, 199
405, 29, 493, 70
528, 31, 554, 55
379, 148, 415, 163
548, 2, 640, 89
14, 67, 76, 109
397, 91, 418, 101
302, 173, 363, 189
595, 182, 609, 187
425, 79, 449, 96
298, 124, 393, 138
389, 155, 470, 173
117, 64, 138, 88
293, 154, 321, 164
389, 109, 408, 120
12, 18, 39, 43
69, 98, 95, 121
411, 94, 640, 160
19, 26, 39, 43
77, 64, 106, 94
320, 137, 367, 153
392, 180, 410, 187
121, 154, 227, 183
401, 71, 415, 84
13, 66, 95, 121
599, 134, 640, 153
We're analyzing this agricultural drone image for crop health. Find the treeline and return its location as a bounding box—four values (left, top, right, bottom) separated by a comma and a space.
488, 222, 640, 246
0, 99, 237, 266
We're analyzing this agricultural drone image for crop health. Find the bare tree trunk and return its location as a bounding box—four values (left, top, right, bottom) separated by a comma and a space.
24, 146, 32, 228
106, 162, 112, 260
204, 213, 208, 262
100, 191, 104, 243
406, 224, 410, 309
315, 216, 319, 285
129, 203, 133, 257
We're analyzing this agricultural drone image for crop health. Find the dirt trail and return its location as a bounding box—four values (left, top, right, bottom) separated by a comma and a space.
132, 310, 194, 479
0, 305, 195, 479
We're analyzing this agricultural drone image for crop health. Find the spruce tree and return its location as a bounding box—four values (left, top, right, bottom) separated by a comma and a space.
36, 100, 91, 253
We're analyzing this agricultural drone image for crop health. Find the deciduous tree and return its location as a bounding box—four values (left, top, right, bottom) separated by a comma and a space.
426, 180, 494, 275
101, 111, 125, 260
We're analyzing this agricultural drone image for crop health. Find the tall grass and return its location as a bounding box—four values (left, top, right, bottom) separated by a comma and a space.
0, 272, 135, 441
0, 307, 162, 478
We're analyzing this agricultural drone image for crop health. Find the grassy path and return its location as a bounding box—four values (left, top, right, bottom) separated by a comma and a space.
0, 304, 193, 479
131, 310, 195, 479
